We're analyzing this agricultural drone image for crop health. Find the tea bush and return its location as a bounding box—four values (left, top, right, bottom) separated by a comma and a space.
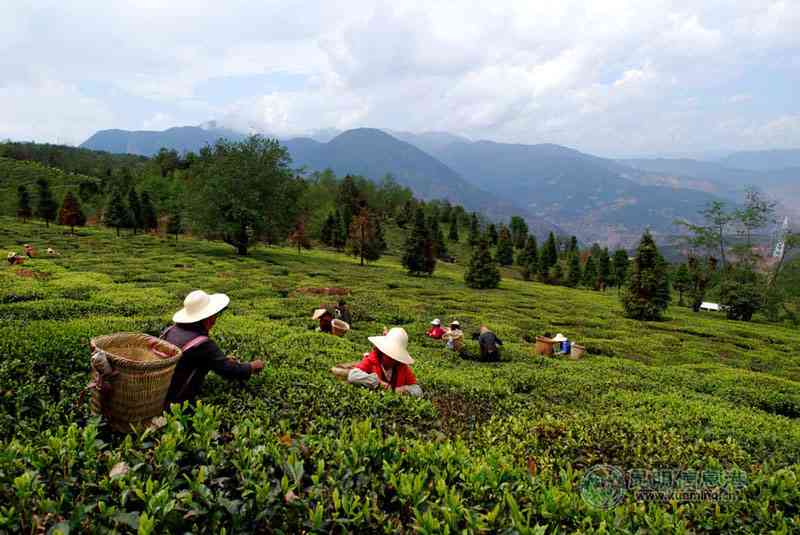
1, 218, 799, 533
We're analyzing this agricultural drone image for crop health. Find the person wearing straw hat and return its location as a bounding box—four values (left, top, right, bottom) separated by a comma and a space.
313, 308, 334, 334
477, 325, 503, 362
23, 244, 35, 258
426, 318, 445, 339
161, 290, 264, 405
334, 299, 352, 326
443, 320, 464, 353
552, 333, 570, 355
347, 327, 423, 397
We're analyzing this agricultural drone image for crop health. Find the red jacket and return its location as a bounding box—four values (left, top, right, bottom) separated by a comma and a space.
355, 349, 417, 389
426, 326, 445, 339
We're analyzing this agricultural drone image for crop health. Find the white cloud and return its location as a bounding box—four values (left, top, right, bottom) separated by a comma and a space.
1, 0, 799, 153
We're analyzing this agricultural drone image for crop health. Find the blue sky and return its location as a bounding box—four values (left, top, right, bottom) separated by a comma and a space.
1, 0, 798, 157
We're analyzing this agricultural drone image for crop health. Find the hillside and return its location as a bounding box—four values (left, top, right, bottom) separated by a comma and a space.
720, 149, 800, 171
0, 157, 101, 217
432, 141, 722, 246
1, 217, 799, 532
283, 128, 562, 238
80, 125, 246, 156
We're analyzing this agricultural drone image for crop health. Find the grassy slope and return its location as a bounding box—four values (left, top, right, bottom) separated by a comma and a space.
1, 217, 799, 532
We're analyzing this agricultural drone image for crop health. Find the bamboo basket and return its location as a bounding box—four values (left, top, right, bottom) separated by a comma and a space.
331, 319, 350, 337
330, 361, 360, 380
89, 333, 182, 432
534, 336, 555, 356
570, 344, 586, 359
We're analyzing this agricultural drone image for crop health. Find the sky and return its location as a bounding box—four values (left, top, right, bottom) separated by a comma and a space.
2, 0, 799, 157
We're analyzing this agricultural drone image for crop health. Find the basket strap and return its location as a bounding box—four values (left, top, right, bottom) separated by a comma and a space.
181, 335, 209, 352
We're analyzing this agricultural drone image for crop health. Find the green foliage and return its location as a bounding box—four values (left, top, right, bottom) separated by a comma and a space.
57, 191, 86, 234
36, 178, 58, 227
566, 253, 582, 288
429, 214, 448, 259
541, 232, 558, 273
140, 191, 158, 232
509, 216, 528, 249
465, 238, 501, 289
448, 216, 459, 243
187, 136, 303, 255
596, 247, 610, 290
494, 225, 514, 266
104, 191, 130, 237
720, 263, 764, 321
402, 207, 436, 276
518, 236, 539, 281
622, 231, 671, 320
581, 254, 598, 289
673, 263, 691, 306
467, 213, 480, 247
16, 185, 32, 221
127, 189, 142, 233
688, 256, 717, 312
166, 211, 183, 241
487, 223, 498, 246
347, 209, 382, 265
2, 218, 800, 533
612, 249, 629, 288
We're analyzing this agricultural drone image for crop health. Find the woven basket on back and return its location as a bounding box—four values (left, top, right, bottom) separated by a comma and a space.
90, 332, 182, 432
331, 319, 350, 337
534, 336, 555, 356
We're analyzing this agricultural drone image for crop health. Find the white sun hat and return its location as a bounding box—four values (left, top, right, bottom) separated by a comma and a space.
312, 308, 330, 320
7, 252, 17, 259
552, 333, 567, 342
173, 290, 230, 323
431, 318, 441, 326
450, 320, 460, 327
368, 327, 414, 365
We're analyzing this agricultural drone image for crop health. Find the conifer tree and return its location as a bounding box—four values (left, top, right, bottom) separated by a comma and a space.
495, 225, 514, 266
320, 213, 336, 246
541, 232, 559, 273
373, 214, 387, 252
582, 255, 598, 288
621, 231, 671, 320
550, 262, 564, 284
487, 223, 498, 245
465, 237, 501, 289
17, 185, 32, 221
566, 253, 582, 287
429, 214, 448, 258
448, 216, 459, 242
289, 218, 311, 254
128, 189, 142, 234
333, 211, 348, 251
105, 191, 129, 237
402, 207, 436, 275
396, 200, 414, 228
140, 191, 158, 232
673, 263, 690, 306
468, 212, 481, 246
57, 191, 86, 234
612, 249, 630, 290
510, 216, 528, 249
36, 178, 58, 227
568, 236, 578, 254
167, 211, 183, 242
347, 208, 383, 265
597, 247, 611, 291
517, 235, 538, 266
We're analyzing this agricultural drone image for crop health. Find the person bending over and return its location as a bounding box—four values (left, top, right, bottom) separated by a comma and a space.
348, 327, 423, 397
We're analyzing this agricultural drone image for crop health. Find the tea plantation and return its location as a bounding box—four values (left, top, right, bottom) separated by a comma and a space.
1, 218, 799, 533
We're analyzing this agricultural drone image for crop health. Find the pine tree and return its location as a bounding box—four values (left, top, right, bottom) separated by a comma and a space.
320, 213, 336, 246
402, 207, 436, 275
597, 248, 611, 291
495, 225, 514, 266
167, 211, 183, 242
128, 189, 142, 234
396, 200, 414, 228
105, 191, 129, 237
566, 253, 582, 287
621, 231, 671, 320
373, 214, 387, 252
140, 192, 158, 232
550, 262, 564, 285
17, 185, 32, 221
541, 232, 558, 273
465, 237, 501, 289
347, 208, 382, 265
517, 235, 538, 266
36, 178, 58, 227
468, 212, 480, 246
429, 214, 448, 258
510, 216, 528, 249
673, 263, 690, 306
333, 211, 348, 251
612, 249, 629, 290
568, 236, 578, 254
487, 223, 498, 245
582, 255, 598, 288
57, 191, 86, 234
448, 216, 459, 242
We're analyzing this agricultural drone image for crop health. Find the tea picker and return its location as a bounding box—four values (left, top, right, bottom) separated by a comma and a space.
346, 327, 423, 397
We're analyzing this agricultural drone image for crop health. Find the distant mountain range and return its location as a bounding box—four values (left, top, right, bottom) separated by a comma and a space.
80, 124, 799, 246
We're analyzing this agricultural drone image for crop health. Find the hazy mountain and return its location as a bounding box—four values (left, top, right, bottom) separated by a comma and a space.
719, 149, 800, 172
283, 128, 561, 238
81, 125, 246, 156
431, 141, 723, 246
385, 130, 471, 155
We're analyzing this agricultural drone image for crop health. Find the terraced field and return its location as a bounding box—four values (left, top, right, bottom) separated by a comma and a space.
1, 218, 798, 533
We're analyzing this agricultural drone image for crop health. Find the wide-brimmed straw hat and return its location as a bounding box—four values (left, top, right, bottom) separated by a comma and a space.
173, 290, 230, 323
450, 320, 460, 327
368, 327, 414, 365
552, 333, 567, 342
431, 318, 441, 326
312, 308, 331, 320
7, 252, 17, 259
